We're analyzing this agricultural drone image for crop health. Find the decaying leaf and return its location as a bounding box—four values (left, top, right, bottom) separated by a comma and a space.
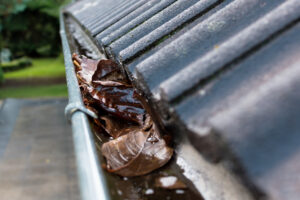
72, 53, 99, 84
92, 59, 126, 83
102, 125, 173, 177
98, 115, 136, 139
90, 83, 145, 123
72, 54, 173, 177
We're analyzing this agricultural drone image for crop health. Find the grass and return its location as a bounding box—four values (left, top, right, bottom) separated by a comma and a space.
2, 57, 32, 68
0, 84, 68, 99
4, 54, 66, 79
1, 54, 68, 99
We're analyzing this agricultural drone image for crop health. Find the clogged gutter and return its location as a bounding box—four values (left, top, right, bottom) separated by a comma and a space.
72, 54, 173, 177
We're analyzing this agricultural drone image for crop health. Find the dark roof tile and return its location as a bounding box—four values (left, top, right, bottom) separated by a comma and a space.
64, 0, 300, 198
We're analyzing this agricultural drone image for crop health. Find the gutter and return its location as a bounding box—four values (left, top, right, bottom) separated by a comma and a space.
59, 11, 110, 200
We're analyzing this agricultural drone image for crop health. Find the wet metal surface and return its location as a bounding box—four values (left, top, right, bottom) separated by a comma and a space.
60, 14, 110, 200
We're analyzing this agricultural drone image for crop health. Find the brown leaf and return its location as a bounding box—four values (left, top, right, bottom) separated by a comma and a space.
91, 59, 126, 83
98, 115, 137, 138
102, 125, 173, 177
73, 54, 174, 177
72, 53, 99, 84
90, 83, 145, 123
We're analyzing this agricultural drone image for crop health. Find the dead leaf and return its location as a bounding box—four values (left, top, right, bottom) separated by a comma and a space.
72, 54, 173, 177
90, 83, 145, 124
72, 53, 99, 84
92, 59, 126, 83
102, 125, 173, 177
98, 115, 137, 138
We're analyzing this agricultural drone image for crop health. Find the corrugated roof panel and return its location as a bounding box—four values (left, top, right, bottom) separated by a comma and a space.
81, 0, 132, 26
133, 0, 284, 97
91, 0, 163, 35
105, 0, 200, 60
118, 0, 221, 63
67, 0, 126, 26
97, 0, 176, 50
65, 0, 92, 15
63, 0, 300, 199
122, 0, 234, 78
74, 1, 108, 22
95, 0, 174, 48
68, 0, 104, 21
89, 0, 149, 36
177, 22, 300, 200
159, 0, 300, 103
178, 20, 300, 141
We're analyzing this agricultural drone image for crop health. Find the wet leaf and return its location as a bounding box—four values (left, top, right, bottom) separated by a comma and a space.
72, 54, 173, 177
92, 59, 126, 83
72, 53, 99, 84
102, 125, 173, 177
98, 115, 136, 138
90, 83, 145, 123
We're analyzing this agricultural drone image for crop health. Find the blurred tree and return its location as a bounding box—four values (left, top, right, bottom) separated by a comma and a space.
0, 0, 70, 58
0, 68, 3, 83
27, 0, 68, 17
0, 0, 29, 16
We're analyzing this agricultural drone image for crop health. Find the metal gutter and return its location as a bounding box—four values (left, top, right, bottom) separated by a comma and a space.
61, 0, 300, 199
60, 9, 257, 200
59, 11, 110, 200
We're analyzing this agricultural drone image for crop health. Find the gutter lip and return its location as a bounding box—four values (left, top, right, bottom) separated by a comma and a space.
59, 10, 111, 200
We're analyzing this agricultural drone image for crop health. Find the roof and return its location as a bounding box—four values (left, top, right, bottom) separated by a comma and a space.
64, 0, 300, 199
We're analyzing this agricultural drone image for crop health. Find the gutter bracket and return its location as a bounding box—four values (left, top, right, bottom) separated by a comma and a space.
65, 102, 98, 122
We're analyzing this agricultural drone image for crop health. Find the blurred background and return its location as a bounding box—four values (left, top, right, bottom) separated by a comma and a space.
0, 2, 80, 199
0, 0, 71, 99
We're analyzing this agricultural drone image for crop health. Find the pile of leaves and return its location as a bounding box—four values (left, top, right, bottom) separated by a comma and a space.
72, 54, 173, 177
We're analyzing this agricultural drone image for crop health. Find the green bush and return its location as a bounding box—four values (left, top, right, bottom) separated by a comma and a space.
1, 0, 71, 58
0, 67, 3, 83
19, 57, 32, 67
2, 10, 60, 57
2, 57, 32, 73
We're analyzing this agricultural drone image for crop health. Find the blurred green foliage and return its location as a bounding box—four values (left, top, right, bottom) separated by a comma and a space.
0, 84, 68, 98
4, 54, 65, 79
0, 66, 3, 83
2, 57, 32, 72
0, 0, 70, 58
